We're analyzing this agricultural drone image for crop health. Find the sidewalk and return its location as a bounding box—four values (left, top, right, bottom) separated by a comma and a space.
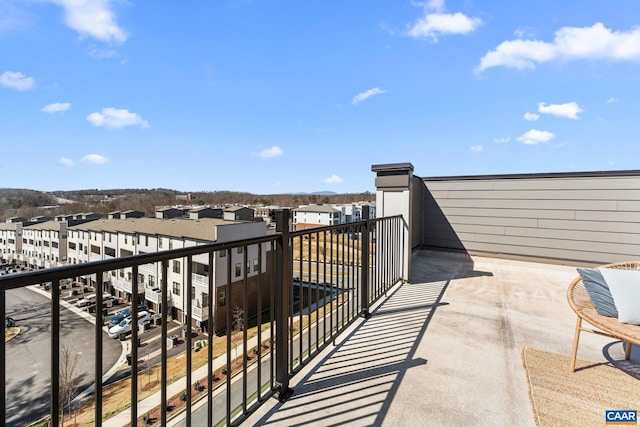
103, 328, 270, 427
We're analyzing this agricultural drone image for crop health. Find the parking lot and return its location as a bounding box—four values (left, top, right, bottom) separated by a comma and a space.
4, 285, 122, 426
36, 280, 209, 385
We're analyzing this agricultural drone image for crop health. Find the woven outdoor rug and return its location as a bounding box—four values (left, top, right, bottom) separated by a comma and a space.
523, 346, 640, 427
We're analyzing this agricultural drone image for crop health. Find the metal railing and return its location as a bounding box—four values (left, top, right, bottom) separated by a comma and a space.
1, 208, 404, 426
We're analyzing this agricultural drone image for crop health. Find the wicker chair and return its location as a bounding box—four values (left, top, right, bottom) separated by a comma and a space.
567, 261, 640, 372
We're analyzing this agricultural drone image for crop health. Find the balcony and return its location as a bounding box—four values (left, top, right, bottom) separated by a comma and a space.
191, 303, 209, 322
110, 276, 145, 295
145, 287, 162, 304
244, 250, 640, 426
2, 208, 401, 426
2, 164, 640, 427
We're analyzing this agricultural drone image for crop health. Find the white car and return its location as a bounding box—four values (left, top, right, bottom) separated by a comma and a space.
108, 311, 151, 339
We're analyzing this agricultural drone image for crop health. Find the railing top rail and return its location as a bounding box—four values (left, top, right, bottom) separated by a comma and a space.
0, 214, 402, 290
288, 215, 402, 238
0, 233, 278, 290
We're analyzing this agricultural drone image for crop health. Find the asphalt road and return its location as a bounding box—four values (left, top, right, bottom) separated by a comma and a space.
5, 286, 122, 427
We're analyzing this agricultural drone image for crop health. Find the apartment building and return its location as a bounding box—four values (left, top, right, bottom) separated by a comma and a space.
292, 204, 342, 230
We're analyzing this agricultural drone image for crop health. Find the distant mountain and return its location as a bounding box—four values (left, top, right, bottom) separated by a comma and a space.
286, 191, 338, 196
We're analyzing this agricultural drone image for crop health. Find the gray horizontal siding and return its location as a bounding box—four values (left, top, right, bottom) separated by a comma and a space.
420, 172, 640, 265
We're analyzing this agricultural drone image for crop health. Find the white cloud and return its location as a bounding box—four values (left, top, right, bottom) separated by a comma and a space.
407, 0, 482, 42
89, 47, 119, 59
524, 112, 539, 121
255, 146, 284, 159
494, 137, 511, 144
48, 0, 127, 43
517, 129, 555, 145
352, 87, 387, 105
58, 157, 74, 166
538, 102, 583, 119
82, 154, 109, 165
470, 145, 483, 152
477, 23, 640, 72
0, 71, 34, 90
87, 108, 149, 129
606, 97, 619, 104
323, 174, 344, 185
41, 102, 71, 113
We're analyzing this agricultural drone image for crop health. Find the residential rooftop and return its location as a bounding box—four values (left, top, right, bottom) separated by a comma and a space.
243, 250, 638, 427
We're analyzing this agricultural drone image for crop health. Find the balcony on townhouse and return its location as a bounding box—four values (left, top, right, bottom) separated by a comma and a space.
2, 163, 640, 427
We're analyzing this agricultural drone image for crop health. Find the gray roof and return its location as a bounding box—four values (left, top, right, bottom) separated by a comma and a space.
0, 223, 19, 231
293, 204, 340, 214
225, 206, 252, 212
23, 220, 63, 231
67, 217, 240, 241
190, 206, 221, 213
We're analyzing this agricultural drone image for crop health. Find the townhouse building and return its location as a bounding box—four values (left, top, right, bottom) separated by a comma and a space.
66, 217, 270, 332
331, 202, 376, 223
20, 221, 67, 269
223, 206, 254, 221
0, 221, 22, 265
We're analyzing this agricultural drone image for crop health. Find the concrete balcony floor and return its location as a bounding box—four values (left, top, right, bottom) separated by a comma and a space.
245, 250, 638, 426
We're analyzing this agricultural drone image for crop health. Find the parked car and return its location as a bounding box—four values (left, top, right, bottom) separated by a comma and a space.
77, 294, 96, 307
108, 311, 151, 339
108, 305, 147, 326
77, 293, 114, 308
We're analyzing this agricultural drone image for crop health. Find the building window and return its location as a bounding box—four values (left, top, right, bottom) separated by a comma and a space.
119, 269, 124, 278
138, 274, 144, 284
173, 260, 181, 273
219, 290, 226, 307
219, 250, 226, 258
159, 238, 163, 248
253, 258, 259, 272
149, 275, 155, 288
145, 235, 149, 246
169, 239, 173, 250
235, 263, 241, 277
172, 282, 180, 296
124, 235, 128, 244
237, 247, 243, 254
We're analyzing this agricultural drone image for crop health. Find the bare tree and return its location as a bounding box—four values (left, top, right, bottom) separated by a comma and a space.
231, 305, 244, 358
59, 344, 79, 424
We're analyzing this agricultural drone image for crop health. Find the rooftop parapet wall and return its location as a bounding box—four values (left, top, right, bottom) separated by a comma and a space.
419, 170, 640, 266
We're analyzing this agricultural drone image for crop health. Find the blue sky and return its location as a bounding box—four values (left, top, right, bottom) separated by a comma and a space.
2, 1, 640, 194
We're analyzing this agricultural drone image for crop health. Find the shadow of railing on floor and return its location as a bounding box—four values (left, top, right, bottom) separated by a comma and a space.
248, 272, 453, 426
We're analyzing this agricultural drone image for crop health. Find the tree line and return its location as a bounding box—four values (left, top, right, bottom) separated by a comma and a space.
0, 188, 375, 222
